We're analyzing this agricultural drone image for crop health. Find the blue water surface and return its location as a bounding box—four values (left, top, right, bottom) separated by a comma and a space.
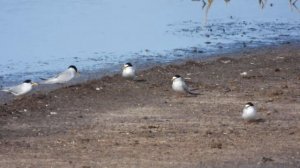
0, 0, 299, 86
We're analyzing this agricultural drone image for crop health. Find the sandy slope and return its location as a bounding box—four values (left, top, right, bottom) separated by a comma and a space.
0, 43, 299, 167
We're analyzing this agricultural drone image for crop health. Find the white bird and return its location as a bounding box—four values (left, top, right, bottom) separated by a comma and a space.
242, 102, 257, 121
40, 65, 79, 84
0, 80, 38, 96
122, 63, 136, 80
171, 75, 199, 95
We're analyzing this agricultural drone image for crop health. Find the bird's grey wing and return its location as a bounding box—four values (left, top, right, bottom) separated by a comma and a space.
56, 70, 70, 79
54, 70, 74, 83
43, 71, 62, 80
55, 70, 69, 78
2, 85, 22, 95
40, 71, 66, 84
183, 83, 199, 95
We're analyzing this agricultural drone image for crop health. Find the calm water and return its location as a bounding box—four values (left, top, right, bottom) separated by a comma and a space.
0, 0, 299, 86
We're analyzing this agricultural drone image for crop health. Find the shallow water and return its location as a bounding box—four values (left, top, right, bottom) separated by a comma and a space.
0, 0, 299, 86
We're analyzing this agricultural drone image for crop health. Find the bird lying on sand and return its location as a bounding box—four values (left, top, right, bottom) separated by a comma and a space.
122, 63, 136, 80
242, 102, 257, 121
39, 65, 79, 84
0, 79, 38, 96
171, 75, 199, 95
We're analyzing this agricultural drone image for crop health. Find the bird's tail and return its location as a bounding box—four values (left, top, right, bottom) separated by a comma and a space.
39, 77, 59, 84
185, 87, 200, 95
187, 90, 200, 95
0, 87, 10, 92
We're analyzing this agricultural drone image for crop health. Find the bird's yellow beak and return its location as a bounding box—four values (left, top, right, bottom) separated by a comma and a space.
171, 77, 176, 81
32, 82, 39, 86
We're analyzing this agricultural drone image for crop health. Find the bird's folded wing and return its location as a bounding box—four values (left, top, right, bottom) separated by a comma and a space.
184, 85, 200, 95
40, 72, 61, 80
39, 72, 63, 84
0, 84, 15, 91
2, 86, 21, 95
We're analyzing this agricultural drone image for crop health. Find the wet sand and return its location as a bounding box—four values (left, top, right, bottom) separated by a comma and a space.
0, 43, 299, 167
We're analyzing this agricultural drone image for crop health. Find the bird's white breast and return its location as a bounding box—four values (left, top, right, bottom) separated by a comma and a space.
242, 106, 256, 121
172, 79, 186, 93
122, 67, 135, 78
14, 83, 33, 96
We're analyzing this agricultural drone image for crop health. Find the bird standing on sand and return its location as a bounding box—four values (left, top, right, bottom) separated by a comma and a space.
122, 63, 136, 80
171, 75, 199, 95
39, 65, 79, 84
242, 102, 257, 121
0, 80, 38, 96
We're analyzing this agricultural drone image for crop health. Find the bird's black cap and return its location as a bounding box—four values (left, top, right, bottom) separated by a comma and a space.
68, 65, 78, 72
174, 75, 181, 78
246, 102, 254, 106
125, 63, 133, 67
23, 79, 32, 83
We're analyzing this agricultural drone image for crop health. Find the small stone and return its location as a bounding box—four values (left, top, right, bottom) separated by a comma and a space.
221, 60, 231, 64
210, 142, 222, 149
262, 157, 273, 163
50, 112, 57, 115
289, 132, 295, 135
148, 125, 159, 129
205, 130, 213, 135
266, 98, 274, 103
240, 72, 247, 77
276, 56, 285, 59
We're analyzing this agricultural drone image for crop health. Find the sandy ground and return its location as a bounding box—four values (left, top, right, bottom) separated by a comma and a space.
0, 43, 300, 168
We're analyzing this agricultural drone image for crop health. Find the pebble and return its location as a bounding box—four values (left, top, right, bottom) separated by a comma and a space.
96, 87, 103, 91
240, 72, 248, 77
50, 112, 57, 115
221, 60, 231, 64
